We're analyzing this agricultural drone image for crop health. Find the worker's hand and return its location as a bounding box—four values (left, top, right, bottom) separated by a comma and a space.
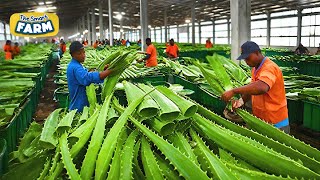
104, 64, 109, 71
231, 98, 244, 112
221, 90, 235, 102
137, 59, 143, 63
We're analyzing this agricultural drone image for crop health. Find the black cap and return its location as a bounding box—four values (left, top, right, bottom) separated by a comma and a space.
237, 41, 261, 60
69, 41, 84, 54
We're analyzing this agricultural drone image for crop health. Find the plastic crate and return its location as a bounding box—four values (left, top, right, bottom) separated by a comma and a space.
303, 101, 320, 131
132, 75, 167, 84
0, 139, 7, 175
0, 114, 18, 153
196, 87, 226, 116
287, 98, 303, 124
54, 88, 70, 108
172, 75, 198, 92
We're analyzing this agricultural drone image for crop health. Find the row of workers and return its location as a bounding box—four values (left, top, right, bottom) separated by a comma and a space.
3, 40, 21, 60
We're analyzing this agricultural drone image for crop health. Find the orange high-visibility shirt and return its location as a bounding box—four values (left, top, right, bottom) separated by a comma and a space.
93, 42, 98, 49
3, 45, 12, 60
205, 42, 213, 48
166, 44, 179, 58
251, 57, 288, 124
60, 44, 66, 53
146, 44, 158, 67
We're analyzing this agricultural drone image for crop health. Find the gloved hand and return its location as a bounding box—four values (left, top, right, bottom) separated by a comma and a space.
231, 98, 244, 112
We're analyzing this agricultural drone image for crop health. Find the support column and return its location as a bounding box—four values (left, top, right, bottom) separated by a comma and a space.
198, 21, 201, 44
154, 27, 157, 42
91, 8, 96, 43
140, 0, 148, 51
266, 11, 271, 47
120, 19, 123, 39
230, 0, 251, 62
187, 23, 190, 43
99, 1, 104, 40
212, 20, 215, 44
164, 10, 168, 44
87, 10, 91, 44
191, 0, 196, 46
108, 0, 113, 46
160, 27, 163, 43
227, 18, 230, 44
3, 22, 7, 41
177, 25, 179, 42
297, 8, 302, 46
82, 16, 85, 39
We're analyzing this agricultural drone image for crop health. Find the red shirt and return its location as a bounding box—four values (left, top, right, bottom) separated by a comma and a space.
251, 58, 288, 124
60, 44, 66, 53
146, 44, 158, 67
166, 44, 179, 58
3, 45, 12, 60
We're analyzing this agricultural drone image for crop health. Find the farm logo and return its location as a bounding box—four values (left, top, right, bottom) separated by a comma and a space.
10, 12, 59, 37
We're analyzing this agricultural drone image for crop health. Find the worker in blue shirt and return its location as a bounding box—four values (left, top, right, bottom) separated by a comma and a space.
67, 41, 113, 112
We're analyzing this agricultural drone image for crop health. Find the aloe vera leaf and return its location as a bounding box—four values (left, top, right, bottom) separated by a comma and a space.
59, 132, 81, 180
50, 108, 100, 180
39, 109, 62, 149
146, 118, 175, 136
225, 162, 289, 180
80, 94, 113, 179
48, 146, 61, 176
133, 139, 145, 180
102, 73, 121, 100
197, 103, 320, 174
192, 114, 320, 179
154, 153, 181, 180
95, 89, 154, 180
86, 84, 97, 115
120, 130, 139, 180
23, 135, 43, 157
156, 86, 198, 118
97, 50, 121, 71
79, 106, 89, 123
123, 81, 159, 118
107, 129, 128, 180
194, 61, 224, 95
57, 110, 77, 134
167, 132, 199, 165
138, 84, 180, 122
141, 136, 165, 180
107, 105, 119, 122
175, 120, 192, 133
237, 109, 320, 163
129, 116, 210, 180
37, 156, 52, 180
189, 129, 239, 180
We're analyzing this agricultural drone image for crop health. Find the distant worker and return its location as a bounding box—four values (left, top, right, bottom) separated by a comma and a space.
315, 43, 320, 55
138, 38, 158, 67
59, 39, 67, 56
126, 40, 131, 47
166, 39, 179, 59
67, 41, 113, 112
12, 42, 21, 58
295, 43, 310, 55
137, 39, 142, 47
3, 40, 12, 60
93, 40, 99, 49
205, 38, 213, 48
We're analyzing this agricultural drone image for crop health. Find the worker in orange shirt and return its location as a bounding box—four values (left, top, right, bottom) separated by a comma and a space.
166, 39, 179, 59
138, 38, 158, 67
221, 41, 290, 134
205, 38, 213, 48
12, 42, 21, 58
3, 40, 12, 60
93, 40, 98, 49
121, 39, 126, 46
60, 39, 67, 53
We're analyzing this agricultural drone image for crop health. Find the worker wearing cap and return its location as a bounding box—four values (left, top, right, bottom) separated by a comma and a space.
67, 41, 113, 112
138, 38, 158, 67
221, 41, 289, 133
166, 39, 179, 59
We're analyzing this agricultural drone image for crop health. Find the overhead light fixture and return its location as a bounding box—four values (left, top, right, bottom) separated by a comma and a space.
96, 26, 100, 29
148, 25, 152, 28
46, 1, 53, 4
36, 7, 48, 12
134, 14, 139, 17
39, 2, 44, 5
95, 8, 99, 11
121, 12, 126, 15
185, 19, 191, 23
115, 14, 122, 20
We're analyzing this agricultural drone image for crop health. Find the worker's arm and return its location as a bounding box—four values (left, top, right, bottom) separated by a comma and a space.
99, 69, 112, 79
74, 65, 108, 86
143, 54, 151, 60
221, 80, 270, 102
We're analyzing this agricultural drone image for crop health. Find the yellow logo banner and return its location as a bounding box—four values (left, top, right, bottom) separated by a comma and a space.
10, 12, 59, 37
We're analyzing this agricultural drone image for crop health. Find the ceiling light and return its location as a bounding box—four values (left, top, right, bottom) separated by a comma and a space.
39, 2, 44, 5
115, 14, 122, 20
36, 7, 48, 12
46, 1, 53, 4
134, 14, 139, 17
121, 12, 126, 15
185, 19, 191, 23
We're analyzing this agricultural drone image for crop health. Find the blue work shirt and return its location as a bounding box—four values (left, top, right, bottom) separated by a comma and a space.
67, 59, 103, 112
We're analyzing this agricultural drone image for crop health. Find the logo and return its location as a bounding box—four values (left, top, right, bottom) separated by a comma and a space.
10, 12, 59, 37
